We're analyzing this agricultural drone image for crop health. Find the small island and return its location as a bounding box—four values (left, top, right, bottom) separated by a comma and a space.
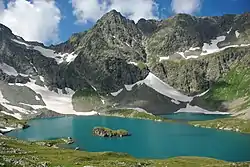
93, 127, 130, 138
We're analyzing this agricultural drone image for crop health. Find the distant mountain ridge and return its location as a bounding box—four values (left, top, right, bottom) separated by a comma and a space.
0, 10, 250, 119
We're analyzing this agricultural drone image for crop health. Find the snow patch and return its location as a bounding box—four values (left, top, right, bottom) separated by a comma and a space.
189, 47, 200, 51
159, 57, 169, 62
10, 80, 97, 116
101, 99, 105, 104
177, 52, 186, 59
39, 76, 45, 82
12, 39, 77, 65
111, 88, 123, 96
169, 38, 250, 60
0, 63, 18, 76
2, 103, 32, 114
143, 73, 192, 102
171, 99, 180, 105
227, 27, 232, 34
235, 30, 240, 38
33, 46, 55, 59
64, 88, 75, 95
35, 95, 40, 101
1, 111, 22, 120
91, 85, 97, 91
1, 91, 30, 118
124, 84, 137, 91
12, 39, 30, 47
120, 107, 149, 113
176, 104, 230, 115
201, 36, 226, 55
30, 62, 38, 73
128, 61, 138, 66
56, 88, 74, 96
55, 52, 78, 64
0, 91, 36, 119
195, 89, 210, 97
124, 72, 192, 102
19, 103, 44, 110
0, 90, 9, 103
241, 44, 250, 47
186, 55, 199, 59
17, 36, 22, 40
0, 127, 15, 133
20, 73, 29, 77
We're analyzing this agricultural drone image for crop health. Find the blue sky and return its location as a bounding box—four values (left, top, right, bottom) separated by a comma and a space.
57, 0, 250, 43
0, 0, 249, 44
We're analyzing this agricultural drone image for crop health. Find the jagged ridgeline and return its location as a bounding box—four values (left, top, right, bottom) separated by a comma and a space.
0, 10, 250, 119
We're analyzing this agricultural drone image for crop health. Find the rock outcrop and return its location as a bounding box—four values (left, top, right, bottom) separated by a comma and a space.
93, 127, 130, 137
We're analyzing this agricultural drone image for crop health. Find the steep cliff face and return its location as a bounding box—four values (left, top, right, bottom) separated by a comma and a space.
51, 10, 149, 93
144, 12, 250, 95
190, 53, 250, 119
151, 46, 250, 95
144, 13, 250, 61
52, 11, 250, 95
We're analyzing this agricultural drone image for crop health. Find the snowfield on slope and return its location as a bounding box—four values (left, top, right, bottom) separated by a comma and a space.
0, 90, 34, 120
0, 127, 15, 133
111, 72, 230, 115
0, 63, 18, 76
12, 39, 78, 64
164, 34, 250, 60
176, 104, 230, 115
201, 36, 226, 55
122, 72, 193, 102
8, 80, 98, 116
111, 88, 123, 96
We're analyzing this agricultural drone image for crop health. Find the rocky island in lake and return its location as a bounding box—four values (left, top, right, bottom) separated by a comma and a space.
93, 127, 130, 137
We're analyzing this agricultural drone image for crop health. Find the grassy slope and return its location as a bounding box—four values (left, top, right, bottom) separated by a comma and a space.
105, 109, 173, 122
203, 64, 250, 110
93, 127, 129, 136
72, 88, 101, 102
72, 88, 104, 112
0, 114, 28, 130
190, 118, 250, 134
0, 136, 249, 167
190, 58, 250, 133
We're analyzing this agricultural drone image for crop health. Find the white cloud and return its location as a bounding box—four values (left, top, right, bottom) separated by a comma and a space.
171, 0, 202, 14
71, 0, 158, 23
0, 0, 61, 43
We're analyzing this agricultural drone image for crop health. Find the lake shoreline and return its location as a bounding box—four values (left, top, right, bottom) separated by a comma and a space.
4, 112, 250, 166
1, 136, 249, 167
2, 108, 249, 134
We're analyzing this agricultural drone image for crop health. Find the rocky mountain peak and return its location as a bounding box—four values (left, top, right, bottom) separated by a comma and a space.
136, 18, 159, 36
0, 23, 16, 40
97, 9, 128, 24
94, 9, 140, 37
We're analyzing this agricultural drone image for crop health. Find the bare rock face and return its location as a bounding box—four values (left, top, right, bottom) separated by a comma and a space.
0, 10, 250, 115
1, 11, 250, 95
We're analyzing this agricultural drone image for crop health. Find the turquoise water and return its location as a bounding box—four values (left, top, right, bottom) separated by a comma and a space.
7, 115, 250, 162
162, 113, 229, 121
